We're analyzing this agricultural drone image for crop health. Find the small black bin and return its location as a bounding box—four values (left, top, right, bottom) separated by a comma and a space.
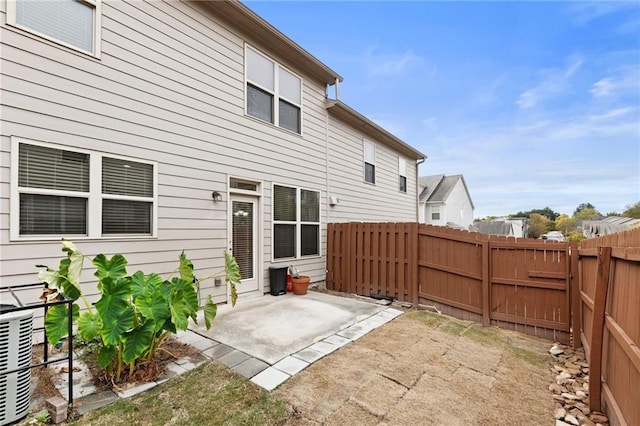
269, 266, 287, 296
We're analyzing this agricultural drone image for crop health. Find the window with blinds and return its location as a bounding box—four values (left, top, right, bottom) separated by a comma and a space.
246, 45, 302, 134
102, 157, 153, 235
11, 0, 99, 55
18, 143, 89, 235
273, 184, 319, 259
13, 140, 156, 239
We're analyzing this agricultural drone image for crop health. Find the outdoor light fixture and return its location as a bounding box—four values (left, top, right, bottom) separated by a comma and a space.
212, 191, 222, 202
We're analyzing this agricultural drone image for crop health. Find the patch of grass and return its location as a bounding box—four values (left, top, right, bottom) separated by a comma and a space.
463, 325, 507, 348
507, 346, 547, 367
405, 311, 449, 328
438, 320, 469, 336
72, 362, 292, 425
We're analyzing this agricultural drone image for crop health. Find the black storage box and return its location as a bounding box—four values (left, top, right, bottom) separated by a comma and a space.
269, 266, 287, 296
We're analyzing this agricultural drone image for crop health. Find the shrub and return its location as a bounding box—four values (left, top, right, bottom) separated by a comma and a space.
37, 240, 240, 382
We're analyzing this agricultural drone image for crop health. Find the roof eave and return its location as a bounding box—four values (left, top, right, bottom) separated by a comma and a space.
200, 0, 343, 86
326, 100, 426, 160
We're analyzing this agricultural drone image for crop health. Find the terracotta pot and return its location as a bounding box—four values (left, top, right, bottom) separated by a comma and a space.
291, 276, 310, 295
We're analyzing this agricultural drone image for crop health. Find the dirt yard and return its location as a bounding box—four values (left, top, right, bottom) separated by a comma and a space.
274, 310, 554, 425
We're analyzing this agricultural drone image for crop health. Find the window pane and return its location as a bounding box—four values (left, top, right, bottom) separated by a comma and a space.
399, 157, 407, 176
364, 140, 375, 163
19, 143, 89, 192
102, 199, 151, 235
246, 47, 274, 91
274, 185, 296, 221
247, 84, 274, 123
232, 201, 254, 280
400, 176, 407, 193
301, 190, 319, 222
274, 224, 295, 259
301, 224, 319, 256
16, 0, 94, 52
279, 100, 300, 133
278, 67, 301, 104
20, 194, 87, 235
365, 163, 375, 184
102, 157, 153, 197
230, 180, 257, 191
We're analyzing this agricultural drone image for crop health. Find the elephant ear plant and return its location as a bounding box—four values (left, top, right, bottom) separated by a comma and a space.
37, 239, 241, 383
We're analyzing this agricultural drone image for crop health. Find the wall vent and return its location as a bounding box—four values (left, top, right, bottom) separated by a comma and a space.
0, 307, 33, 426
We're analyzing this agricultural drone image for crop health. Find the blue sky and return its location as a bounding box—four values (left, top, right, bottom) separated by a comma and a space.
245, 1, 640, 218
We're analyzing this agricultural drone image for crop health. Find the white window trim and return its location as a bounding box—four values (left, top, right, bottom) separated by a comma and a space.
10, 137, 157, 241
6, 0, 102, 58
244, 44, 303, 135
271, 183, 321, 260
431, 205, 441, 221
364, 139, 376, 184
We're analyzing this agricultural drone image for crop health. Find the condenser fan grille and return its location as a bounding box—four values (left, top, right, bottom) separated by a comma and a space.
0, 310, 33, 426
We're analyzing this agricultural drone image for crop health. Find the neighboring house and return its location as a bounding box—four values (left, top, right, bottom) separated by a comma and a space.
582, 216, 640, 238
493, 216, 529, 238
418, 174, 474, 229
470, 221, 515, 237
0, 0, 425, 306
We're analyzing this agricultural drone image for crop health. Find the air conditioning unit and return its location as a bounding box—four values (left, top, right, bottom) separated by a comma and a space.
0, 306, 33, 426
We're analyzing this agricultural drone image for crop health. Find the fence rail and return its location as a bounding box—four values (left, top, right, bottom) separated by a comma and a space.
326, 222, 639, 424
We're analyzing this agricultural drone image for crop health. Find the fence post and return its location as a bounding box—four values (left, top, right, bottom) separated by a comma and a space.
570, 241, 581, 349
346, 222, 353, 295
482, 239, 491, 326
588, 246, 612, 412
411, 223, 419, 307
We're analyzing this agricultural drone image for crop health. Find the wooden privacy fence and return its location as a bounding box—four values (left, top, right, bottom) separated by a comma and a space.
577, 228, 640, 426
327, 223, 572, 342
326, 222, 640, 424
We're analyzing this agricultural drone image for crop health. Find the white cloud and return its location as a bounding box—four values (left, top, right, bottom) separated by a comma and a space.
590, 65, 640, 98
516, 56, 584, 109
365, 48, 424, 76
568, 2, 638, 26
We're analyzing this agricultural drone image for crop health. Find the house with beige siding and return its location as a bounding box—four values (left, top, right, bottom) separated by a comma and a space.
0, 0, 425, 311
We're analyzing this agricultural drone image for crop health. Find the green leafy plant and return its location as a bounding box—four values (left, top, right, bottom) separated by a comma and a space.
38, 240, 240, 382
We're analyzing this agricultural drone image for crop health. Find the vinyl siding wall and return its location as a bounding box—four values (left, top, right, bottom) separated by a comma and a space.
326, 117, 418, 223
0, 0, 330, 316
443, 180, 473, 229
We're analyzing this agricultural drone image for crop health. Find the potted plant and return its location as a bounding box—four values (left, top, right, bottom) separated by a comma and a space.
288, 265, 310, 295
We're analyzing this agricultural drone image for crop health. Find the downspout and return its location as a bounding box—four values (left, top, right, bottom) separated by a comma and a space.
416, 158, 426, 222
324, 85, 332, 285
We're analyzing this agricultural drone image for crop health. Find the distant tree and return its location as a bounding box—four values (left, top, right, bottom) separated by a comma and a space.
606, 211, 620, 216
573, 207, 601, 221
528, 213, 551, 238
573, 203, 595, 217
622, 202, 640, 219
513, 207, 559, 221
555, 214, 577, 236
566, 231, 586, 243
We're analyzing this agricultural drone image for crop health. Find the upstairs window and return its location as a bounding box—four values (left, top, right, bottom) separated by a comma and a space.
12, 139, 156, 240
399, 157, 407, 193
246, 46, 302, 134
8, 0, 101, 56
364, 140, 376, 184
273, 184, 320, 259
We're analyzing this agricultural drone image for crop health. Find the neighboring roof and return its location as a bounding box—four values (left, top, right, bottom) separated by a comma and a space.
201, 1, 342, 85
471, 221, 514, 236
419, 174, 475, 208
326, 100, 427, 160
583, 216, 640, 236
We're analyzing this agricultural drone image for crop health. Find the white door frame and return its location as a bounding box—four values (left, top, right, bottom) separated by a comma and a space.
228, 186, 263, 302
